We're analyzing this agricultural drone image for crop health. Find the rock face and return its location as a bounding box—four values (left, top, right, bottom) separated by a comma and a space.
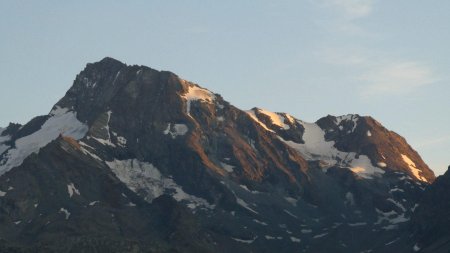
0, 57, 439, 252
410, 166, 450, 253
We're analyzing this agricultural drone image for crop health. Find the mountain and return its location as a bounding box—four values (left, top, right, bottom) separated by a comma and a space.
0, 57, 441, 252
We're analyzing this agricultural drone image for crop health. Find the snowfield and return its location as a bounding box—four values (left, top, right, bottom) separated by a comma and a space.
280, 120, 384, 179
106, 159, 214, 209
0, 107, 88, 176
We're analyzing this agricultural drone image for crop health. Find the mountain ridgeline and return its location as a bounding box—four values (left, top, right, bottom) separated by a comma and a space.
0, 57, 447, 253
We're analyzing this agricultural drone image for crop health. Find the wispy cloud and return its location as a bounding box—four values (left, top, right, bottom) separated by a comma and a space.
316, 47, 438, 96
360, 61, 437, 96
328, 0, 374, 19
314, 0, 375, 36
313, 0, 439, 97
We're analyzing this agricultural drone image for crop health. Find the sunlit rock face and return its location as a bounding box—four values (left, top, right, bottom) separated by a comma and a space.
0, 57, 438, 253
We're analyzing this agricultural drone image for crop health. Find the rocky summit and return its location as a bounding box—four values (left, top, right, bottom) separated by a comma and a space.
0, 57, 447, 253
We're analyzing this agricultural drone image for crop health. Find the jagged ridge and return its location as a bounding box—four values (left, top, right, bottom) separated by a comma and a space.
0, 57, 439, 253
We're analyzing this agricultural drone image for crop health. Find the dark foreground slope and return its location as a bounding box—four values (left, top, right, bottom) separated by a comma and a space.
0, 57, 439, 253
410, 166, 450, 253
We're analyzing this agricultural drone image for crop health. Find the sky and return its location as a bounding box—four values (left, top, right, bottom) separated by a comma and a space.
0, 1, 449, 175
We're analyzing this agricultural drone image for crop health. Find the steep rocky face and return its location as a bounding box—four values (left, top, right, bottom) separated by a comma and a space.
410, 166, 450, 253
0, 57, 437, 253
248, 108, 434, 183
0, 138, 217, 253
317, 115, 434, 183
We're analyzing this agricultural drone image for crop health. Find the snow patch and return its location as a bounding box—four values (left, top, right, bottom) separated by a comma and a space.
376, 208, 409, 225
345, 192, 355, 206
163, 123, 188, 139
113, 70, 121, 85
245, 110, 273, 132
67, 183, 80, 198
401, 154, 427, 182
257, 109, 290, 130
367, 130, 372, 137
313, 233, 328, 239
290, 236, 301, 243
382, 224, 399, 230
253, 219, 268, 226
232, 236, 257, 244
285, 197, 298, 206
79, 142, 102, 161
349, 156, 384, 178
106, 159, 214, 209
117, 136, 127, 147
0, 107, 88, 176
239, 184, 260, 194
59, 208, 70, 220
0, 191, 6, 197
284, 209, 298, 219
236, 196, 258, 214
285, 114, 296, 124
92, 111, 116, 147
89, 201, 99, 206
390, 214, 409, 224
389, 188, 404, 193
377, 162, 387, 168
335, 114, 359, 133
181, 84, 216, 115
49, 106, 69, 116
385, 237, 400, 246
220, 162, 235, 173
387, 198, 406, 212
348, 222, 366, 227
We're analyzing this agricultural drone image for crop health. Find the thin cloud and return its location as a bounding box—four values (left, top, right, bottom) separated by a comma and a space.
329, 0, 374, 19
315, 47, 438, 96
360, 61, 437, 96
314, 0, 439, 96
313, 0, 375, 36
316, 0, 374, 20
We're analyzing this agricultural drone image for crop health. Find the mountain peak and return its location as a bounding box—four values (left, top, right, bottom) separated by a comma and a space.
0, 58, 441, 252
96, 56, 126, 66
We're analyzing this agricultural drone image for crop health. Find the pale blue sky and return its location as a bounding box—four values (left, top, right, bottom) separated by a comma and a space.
0, 1, 449, 174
